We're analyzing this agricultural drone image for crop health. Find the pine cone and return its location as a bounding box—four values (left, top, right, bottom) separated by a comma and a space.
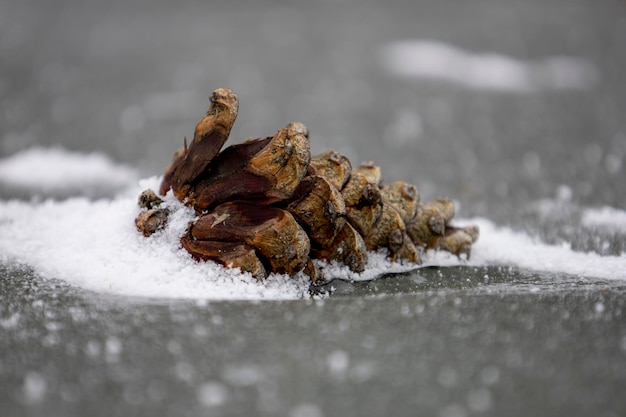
135, 88, 479, 283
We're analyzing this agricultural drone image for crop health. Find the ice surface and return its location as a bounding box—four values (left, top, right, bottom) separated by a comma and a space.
381, 39, 598, 92
0, 148, 624, 301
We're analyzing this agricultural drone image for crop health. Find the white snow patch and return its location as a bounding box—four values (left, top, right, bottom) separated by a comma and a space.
581, 206, 626, 233
459, 218, 626, 280
381, 39, 598, 92
0, 176, 311, 300
318, 217, 626, 282
0, 147, 138, 196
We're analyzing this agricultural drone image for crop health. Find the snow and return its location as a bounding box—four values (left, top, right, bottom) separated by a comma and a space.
581, 206, 626, 233
457, 218, 626, 280
0, 147, 139, 197
0, 176, 313, 300
381, 39, 598, 92
1, 147, 625, 301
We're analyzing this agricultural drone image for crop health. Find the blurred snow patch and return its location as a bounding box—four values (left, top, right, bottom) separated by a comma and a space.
581, 206, 626, 233
0, 147, 138, 198
381, 40, 598, 92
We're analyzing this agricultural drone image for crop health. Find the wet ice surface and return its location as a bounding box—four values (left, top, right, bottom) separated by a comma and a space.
2, 265, 625, 417
2, 0, 626, 416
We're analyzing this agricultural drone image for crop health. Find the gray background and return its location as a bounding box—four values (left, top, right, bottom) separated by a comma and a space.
1, 0, 625, 416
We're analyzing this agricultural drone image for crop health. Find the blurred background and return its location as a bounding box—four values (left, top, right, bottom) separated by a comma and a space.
3, 0, 624, 217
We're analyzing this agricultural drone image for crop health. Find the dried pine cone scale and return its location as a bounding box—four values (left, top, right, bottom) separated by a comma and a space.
180, 237, 268, 280
287, 175, 347, 249
135, 87, 479, 283
159, 88, 239, 200
187, 201, 310, 276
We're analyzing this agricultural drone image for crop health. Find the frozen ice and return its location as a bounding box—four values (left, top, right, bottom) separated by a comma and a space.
480, 365, 500, 385
105, 337, 123, 363
85, 340, 101, 358
174, 362, 195, 383
439, 404, 468, 417
594, 302, 605, 314
467, 388, 493, 413
326, 350, 350, 377
0, 312, 20, 329
348, 361, 377, 383
289, 403, 324, 417
221, 365, 262, 387
22, 372, 47, 404
197, 382, 229, 407
437, 365, 458, 388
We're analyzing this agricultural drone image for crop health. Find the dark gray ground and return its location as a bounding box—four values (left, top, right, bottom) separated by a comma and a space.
1, 0, 625, 416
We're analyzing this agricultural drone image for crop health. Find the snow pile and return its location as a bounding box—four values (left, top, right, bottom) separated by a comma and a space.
381, 39, 598, 92
460, 218, 625, 280
581, 206, 626, 233
0, 147, 139, 197
0, 176, 312, 300
1, 147, 625, 301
